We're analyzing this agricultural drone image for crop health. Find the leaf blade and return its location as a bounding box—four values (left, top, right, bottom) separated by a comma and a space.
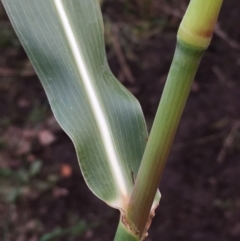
2, 0, 148, 208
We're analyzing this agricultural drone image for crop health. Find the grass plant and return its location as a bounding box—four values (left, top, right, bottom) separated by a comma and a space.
1, 0, 224, 240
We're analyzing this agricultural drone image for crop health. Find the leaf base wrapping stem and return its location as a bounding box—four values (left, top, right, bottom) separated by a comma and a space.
114, 216, 139, 241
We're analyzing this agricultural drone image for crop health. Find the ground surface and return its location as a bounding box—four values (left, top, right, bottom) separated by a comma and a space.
0, 1, 240, 241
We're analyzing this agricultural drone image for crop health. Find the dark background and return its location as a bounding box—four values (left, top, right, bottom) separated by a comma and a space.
0, 0, 240, 240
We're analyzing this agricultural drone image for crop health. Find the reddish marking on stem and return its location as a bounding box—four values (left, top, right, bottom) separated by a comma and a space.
196, 29, 213, 39
196, 17, 218, 39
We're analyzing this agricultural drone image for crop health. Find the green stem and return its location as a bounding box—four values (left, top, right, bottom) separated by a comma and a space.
114, 218, 139, 241
126, 40, 204, 236
178, 0, 224, 49
124, 0, 224, 237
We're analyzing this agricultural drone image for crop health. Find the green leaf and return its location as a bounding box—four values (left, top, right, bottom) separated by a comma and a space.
2, 0, 148, 209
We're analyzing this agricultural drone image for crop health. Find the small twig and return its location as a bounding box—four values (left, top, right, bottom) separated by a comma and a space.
0, 67, 35, 77
173, 131, 227, 151
0, 67, 17, 77
217, 121, 240, 164
212, 65, 226, 83
160, 4, 183, 19
215, 23, 240, 51
111, 27, 135, 83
